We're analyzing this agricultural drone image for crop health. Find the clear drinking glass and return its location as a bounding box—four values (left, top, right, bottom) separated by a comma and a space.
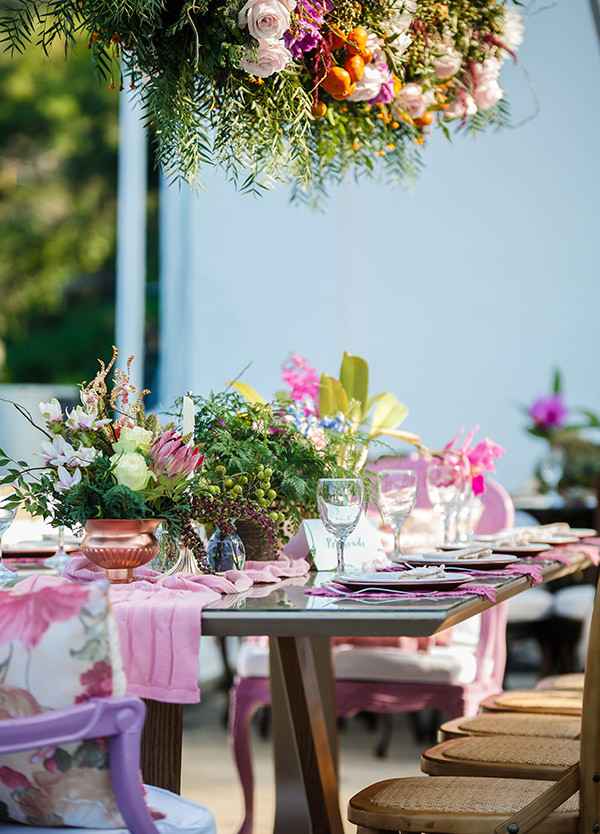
540, 446, 565, 500
426, 461, 464, 546
377, 469, 417, 557
317, 478, 364, 573
44, 525, 71, 573
0, 503, 17, 586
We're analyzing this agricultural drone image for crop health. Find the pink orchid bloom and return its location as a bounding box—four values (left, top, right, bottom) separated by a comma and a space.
467, 438, 505, 474
0, 584, 90, 649
151, 430, 204, 478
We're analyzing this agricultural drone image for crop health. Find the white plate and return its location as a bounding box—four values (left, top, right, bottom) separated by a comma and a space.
440, 541, 552, 556
570, 528, 597, 538
527, 535, 580, 546
335, 571, 474, 590
396, 553, 518, 569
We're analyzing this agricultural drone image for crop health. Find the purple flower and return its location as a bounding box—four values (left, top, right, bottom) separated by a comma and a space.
529, 394, 568, 430
284, 0, 332, 57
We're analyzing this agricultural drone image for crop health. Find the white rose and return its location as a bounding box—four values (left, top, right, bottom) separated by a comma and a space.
239, 40, 292, 77
110, 452, 152, 492
445, 92, 477, 120
113, 425, 154, 454
39, 398, 62, 423
502, 8, 524, 54
433, 46, 462, 79
473, 78, 503, 109
347, 64, 388, 102
238, 0, 291, 41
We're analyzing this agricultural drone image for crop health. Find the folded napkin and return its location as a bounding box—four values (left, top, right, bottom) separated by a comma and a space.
61, 553, 310, 703
532, 543, 600, 567
306, 582, 497, 603
378, 562, 543, 585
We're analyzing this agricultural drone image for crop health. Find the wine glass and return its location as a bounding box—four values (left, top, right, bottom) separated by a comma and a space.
539, 446, 565, 502
317, 478, 364, 573
426, 460, 464, 546
377, 469, 417, 558
44, 525, 71, 573
0, 502, 17, 586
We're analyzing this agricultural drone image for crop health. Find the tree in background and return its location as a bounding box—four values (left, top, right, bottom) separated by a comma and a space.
0, 39, 158, 385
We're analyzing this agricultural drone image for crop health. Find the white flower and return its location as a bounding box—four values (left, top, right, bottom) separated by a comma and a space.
502, 8, 524, 55
110, 452, 152, 492
472, 58, 503, 110
238, 0, 291, 41
41, 436, 78, 467
72, 445, 98, 468
433, 44, 462, 79
393, 83, 434, 119
113, 425, 154, 454
445, 92, 477, 119
66, 405, 110, 431
347, 63, 389, 102
55, 465, 82, 493
239, 40, 292, 77
39, 398, 62, 424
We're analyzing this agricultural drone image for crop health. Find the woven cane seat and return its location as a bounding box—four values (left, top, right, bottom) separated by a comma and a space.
537, 674, 585, 691
422, 735, 579, 779
439, 713, 581, 741
481, 689, 582, 716
348, 777, 579, 833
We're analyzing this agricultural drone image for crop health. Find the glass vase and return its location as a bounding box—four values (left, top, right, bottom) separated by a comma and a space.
207, 527, 246, 573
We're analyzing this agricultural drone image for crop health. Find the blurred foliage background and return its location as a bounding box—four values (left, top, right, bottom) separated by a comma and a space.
0, 39, 158, 386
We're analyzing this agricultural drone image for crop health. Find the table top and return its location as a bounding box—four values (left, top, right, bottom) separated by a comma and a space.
201, 555, 590, 638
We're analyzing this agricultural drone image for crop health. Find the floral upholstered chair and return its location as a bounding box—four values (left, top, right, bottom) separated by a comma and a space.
0, 576, 215, 834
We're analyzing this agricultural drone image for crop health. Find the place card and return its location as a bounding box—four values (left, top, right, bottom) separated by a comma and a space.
284, 517, 386, 570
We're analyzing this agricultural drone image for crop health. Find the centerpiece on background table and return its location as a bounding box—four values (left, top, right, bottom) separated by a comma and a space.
0, 0, 525, 199
0, 349, 205, 583
524, 369, 600, 501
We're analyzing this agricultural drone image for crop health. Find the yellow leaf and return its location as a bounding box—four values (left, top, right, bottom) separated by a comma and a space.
230, 381, 266, 404
369, 392, 408, 437
370, 428, 425, 450
319, 374, 349, 417
339, 353, 369, 417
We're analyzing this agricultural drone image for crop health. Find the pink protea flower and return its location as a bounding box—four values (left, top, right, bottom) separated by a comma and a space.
151, 430, 204, 478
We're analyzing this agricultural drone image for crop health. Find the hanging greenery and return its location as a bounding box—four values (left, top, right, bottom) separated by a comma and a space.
0, 0, 524, 199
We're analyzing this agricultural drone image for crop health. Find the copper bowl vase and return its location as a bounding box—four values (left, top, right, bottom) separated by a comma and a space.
81, 519, 161, 584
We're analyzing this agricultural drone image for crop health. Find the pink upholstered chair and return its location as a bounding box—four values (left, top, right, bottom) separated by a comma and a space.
229, 456, 513, 834
0, 577, 215, 834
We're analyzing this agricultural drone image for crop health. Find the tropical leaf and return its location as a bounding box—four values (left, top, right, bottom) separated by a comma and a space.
230, 381, 266, 404
552, 368, 563, 395
339, 352, 369, 417
319, 374, 349, 417
370, 428, 424, 450
368, 393, 408, 438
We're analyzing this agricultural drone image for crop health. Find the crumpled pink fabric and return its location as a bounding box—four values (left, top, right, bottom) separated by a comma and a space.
60, 553, 310, 703
533, 543, 600, 567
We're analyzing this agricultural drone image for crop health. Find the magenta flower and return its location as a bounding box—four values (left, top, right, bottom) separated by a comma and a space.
75, 660, 113, 703
151, 430, 204, 478
0, 584, 90, 650
281, 353, 320, 413
467, 438, 505, 473
529, 394, 568, 430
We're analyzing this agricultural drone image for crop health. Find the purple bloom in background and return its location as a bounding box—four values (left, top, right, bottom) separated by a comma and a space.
284, 0, 332, 58
529, 394, 568, 430
372, 74, 395, 104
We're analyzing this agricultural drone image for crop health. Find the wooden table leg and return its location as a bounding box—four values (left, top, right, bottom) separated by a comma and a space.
141, 699, 183, 794
270, 636, 343, 834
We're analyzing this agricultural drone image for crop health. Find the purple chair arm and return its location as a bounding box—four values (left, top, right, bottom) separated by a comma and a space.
0, 696, 160, 834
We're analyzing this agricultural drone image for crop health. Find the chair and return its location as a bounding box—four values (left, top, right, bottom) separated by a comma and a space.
478, 689, 582, 715
347, 574, 600, 834
537, 674, 585, 691
229, 457, 513, 834
0, 577, 215, 834
438, 712, 581, 742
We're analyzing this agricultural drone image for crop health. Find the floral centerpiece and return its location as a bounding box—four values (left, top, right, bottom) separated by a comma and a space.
234, 351, 424, 465
0, 349, 204, 581
186, 389, 359, 559
0, 0, 524, 197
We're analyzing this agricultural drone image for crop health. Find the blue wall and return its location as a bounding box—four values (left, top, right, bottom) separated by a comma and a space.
181, 1, 600, 490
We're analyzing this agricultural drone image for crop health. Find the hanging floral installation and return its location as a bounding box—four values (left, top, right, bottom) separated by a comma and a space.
0, 0, 524, 198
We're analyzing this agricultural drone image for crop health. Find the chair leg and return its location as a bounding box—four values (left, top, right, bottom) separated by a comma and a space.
374, 713, 394, 759
229, 681, 267, 834
256, 705, 271, 740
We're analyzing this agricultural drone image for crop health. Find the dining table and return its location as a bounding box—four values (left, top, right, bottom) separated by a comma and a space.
136, 551, 592, 834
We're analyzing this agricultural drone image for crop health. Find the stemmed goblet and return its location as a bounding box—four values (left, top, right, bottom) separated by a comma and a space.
426, 460, 464, 546
377, 469, 417, 558
317, 478, 364, 573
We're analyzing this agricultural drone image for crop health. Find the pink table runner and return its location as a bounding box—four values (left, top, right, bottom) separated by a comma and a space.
57, 554, 310, 704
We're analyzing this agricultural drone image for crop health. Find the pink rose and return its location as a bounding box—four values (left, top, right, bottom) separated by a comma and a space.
238, 0, 292, 41
239, 39, 292, 77
433, 46, 462, 79
445, 91, 477, 120
394, 83, 433, 119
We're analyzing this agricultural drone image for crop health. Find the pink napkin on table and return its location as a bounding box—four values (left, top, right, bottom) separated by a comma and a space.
532, 543, 600, 567
61, 553, 310, 703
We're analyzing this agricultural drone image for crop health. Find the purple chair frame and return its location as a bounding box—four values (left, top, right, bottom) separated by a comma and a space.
0, 696, 160, 834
